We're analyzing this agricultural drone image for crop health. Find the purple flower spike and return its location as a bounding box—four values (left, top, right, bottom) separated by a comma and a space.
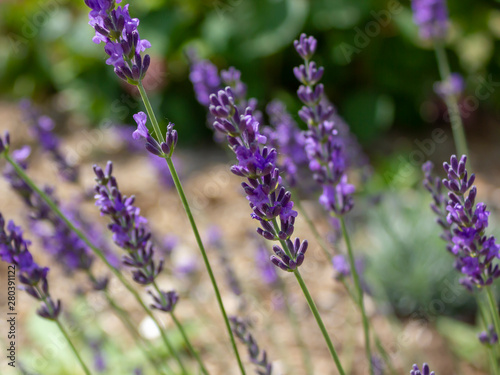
20, 100, 78, 183
411, 0, 449, 40
293, 34, 356, 216
148, 290, 178, 312
85, 1, 150, 84
0, 214, 61, 320
132, 112, 177, 158
294, 33, 318, 60
208, 86, 307, 271
93, 161, 177, 310
230, 317, 273, 375
410, 363, 435, 375
425, 155, 500, 290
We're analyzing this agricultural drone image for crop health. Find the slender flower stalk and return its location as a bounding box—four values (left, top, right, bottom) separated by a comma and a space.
0, 214, 92, 375
411, 0, 469, 158
477, 296, 500, 374
254, 242, 314, 375
85, 1, 246, 371
293, 33, 372, 374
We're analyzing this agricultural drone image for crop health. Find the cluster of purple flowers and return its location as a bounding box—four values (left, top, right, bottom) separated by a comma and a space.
20, 100, 78, 182
230, 316, 272, 375
424, 156, 500, 290
411, 363, 435, 375
132, 112, 178, 158
93, 161, 177, 312
0, 214, 61, 319
188, 54, 221, 107
208, 87, 308, 272
478, 324, 498, 346
411, 0, 449, 40
85, 0, 150, 84
293, 34, 355, 216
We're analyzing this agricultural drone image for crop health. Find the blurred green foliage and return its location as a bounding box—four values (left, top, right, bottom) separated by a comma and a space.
1, 0, 500, 146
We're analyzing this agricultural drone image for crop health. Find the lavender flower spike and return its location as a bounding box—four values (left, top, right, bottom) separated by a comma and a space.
85, 0, 151, 84
440, 155, 500, 289
132, 111, 177, 157
411, 0, 449, 40
410, 363, 435, 375
208, 87, 308, 272
0, 214, 61, 320
20, 100, 78, 182
293, 34, 354, 216
93, 161, 164, 287
230, 317, 273, 375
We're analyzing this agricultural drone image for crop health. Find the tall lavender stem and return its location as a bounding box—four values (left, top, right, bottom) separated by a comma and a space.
271, 219, 345, 374
340, 218, 372, 374
434, 43, 469, 159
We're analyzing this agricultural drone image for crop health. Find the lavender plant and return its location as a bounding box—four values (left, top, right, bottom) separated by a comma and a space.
2, 140, 171, 374
85, 2, 246, 370
207, 82, 345, 372
0, 214, 92, 375
411, 0, 469, 158
423, 156, 500, 331
230, 317, 273, 375
293, 33, 373, 374
93, 161, 209, 375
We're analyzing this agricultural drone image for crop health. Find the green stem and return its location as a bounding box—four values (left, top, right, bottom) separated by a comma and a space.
35, 286, 92, 375
486, 287, 500, 352
137, 84, 247, 375
277, 278, 314, 375
477, 295, 500, 374
271, 218, 345, 374
340, 217, 373, 375
4, 154, 184, 373
293, 269, 346, 375
55, 319, 93, 375
292, 191, 332, 261
138, 82, 165, 143
103, 289, 172, 375
434, 43, 469, 159
171, 312, 210, 375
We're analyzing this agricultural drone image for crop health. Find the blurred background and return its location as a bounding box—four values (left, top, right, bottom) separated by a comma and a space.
1, 0, 500, 374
